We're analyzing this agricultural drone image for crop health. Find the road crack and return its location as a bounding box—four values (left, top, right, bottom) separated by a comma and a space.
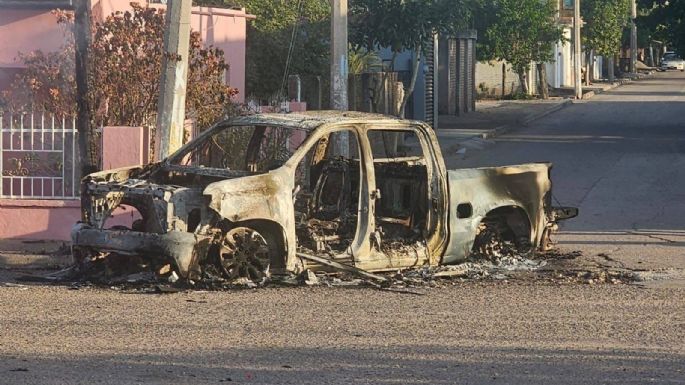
627, 231, 677, 243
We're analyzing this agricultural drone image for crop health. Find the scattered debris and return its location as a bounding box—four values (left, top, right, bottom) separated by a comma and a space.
154, 285, 183, 294
0, 282, 27, 288
537, 249, 582, 260
302, 269, 320, 286
545, 269, 635, 285
158, 264, 172, 275
296, 252, 388, 283
186, 299, 207, 303
168, 271, 179, 284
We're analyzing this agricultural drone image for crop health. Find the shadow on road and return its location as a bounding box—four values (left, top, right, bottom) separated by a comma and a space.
0, 345, 682, 384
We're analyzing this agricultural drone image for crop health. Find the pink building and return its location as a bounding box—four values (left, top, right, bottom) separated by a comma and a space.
0, 0, 253, 241
0, 0, 252, 102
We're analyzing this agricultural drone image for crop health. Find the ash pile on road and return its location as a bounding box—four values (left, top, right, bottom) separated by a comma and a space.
26, 253, 275, 293
19, 243, 634, 293
373, 243, 552, 290
535, 249, 636, 285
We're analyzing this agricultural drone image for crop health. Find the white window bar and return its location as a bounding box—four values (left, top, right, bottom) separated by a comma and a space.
9, 113, 13, 151
41, 113, 45, 151
30, 113, 34, 150
51, 115, 55, 150
62, 116, 66, 197
72, 117, 76, 196
0, 114, 3, 197
20, 114, 24, 151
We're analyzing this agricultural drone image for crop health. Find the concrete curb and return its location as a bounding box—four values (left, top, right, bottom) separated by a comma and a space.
581, 79, 626, 100
582, 90, 596, 100
480, 99, 572, 139
582, 73, 654, 100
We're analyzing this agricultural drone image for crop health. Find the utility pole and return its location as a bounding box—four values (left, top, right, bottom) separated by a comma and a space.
630, 0, 637, 74
74, 0, 97, 178
573, 0, 582, 99
156, 0, 192, 159
330, 0, 349, 156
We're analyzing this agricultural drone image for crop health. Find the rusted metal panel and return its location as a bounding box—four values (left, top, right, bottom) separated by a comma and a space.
443, 163, 553, 264
71, 224, 209, 277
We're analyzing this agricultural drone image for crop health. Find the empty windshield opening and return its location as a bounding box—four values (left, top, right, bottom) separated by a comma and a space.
171, 125, 309, 173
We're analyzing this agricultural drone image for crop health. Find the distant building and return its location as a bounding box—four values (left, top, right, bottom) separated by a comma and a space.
550, 0, 576, 88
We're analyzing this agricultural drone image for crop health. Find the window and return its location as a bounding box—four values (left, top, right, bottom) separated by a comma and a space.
172, 125, 309, 173
366, 129, 429, 248
294, 130, 360, 194
367, 130, 424, 159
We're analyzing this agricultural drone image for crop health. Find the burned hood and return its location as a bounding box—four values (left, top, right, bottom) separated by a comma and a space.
82, 162, 166, 184
203, 169, 293, 224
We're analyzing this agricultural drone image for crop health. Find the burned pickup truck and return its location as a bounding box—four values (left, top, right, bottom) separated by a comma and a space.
72, 111, 577, 281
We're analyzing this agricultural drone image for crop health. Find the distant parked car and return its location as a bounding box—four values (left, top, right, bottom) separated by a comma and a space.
660, 52, 685, 71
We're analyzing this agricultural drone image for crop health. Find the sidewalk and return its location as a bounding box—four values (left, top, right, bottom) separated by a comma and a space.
434, 73, 653, 153
435, 98, 572, 153
0, 239, 71, 270
555, 74, 652, 100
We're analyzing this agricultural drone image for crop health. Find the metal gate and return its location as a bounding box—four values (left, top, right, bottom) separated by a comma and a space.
0, 112, 80, 199
424, 34, 438, 128
438, 31, 477, 117
455, 30, 477, 115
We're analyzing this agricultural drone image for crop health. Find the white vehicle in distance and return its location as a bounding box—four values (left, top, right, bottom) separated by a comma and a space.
660, 52, 685, 71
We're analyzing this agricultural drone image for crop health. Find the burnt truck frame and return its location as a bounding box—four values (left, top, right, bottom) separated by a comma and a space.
72, 111, 577, 280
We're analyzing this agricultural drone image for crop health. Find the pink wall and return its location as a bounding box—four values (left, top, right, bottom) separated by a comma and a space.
0, 199, 140, 241
0, 9, 69, 67
101, 126, 145, 170
0, 199, 80, 240
0, 1, 250, 101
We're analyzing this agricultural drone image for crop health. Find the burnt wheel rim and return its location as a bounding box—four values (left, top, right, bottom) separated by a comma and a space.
218, 227, 270, 281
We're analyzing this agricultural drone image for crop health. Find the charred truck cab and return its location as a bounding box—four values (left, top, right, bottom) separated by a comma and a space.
72, 111, 577, 281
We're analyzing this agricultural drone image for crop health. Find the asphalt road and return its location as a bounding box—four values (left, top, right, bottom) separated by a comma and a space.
1, 73, 684, 384
0, 283, 683, 385
446, 71, 685, 284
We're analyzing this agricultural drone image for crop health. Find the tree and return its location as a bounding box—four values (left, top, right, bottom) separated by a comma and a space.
350, 0, 472, 117
582, 0, 630, 83
637, 0, 685, 56
227, 0, 331, 102
348, 47, 382, 75
480, 0, 563, 97
3, 4, 237, 139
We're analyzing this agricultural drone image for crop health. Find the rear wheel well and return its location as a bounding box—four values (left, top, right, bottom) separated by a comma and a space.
475, 206, 532, 251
